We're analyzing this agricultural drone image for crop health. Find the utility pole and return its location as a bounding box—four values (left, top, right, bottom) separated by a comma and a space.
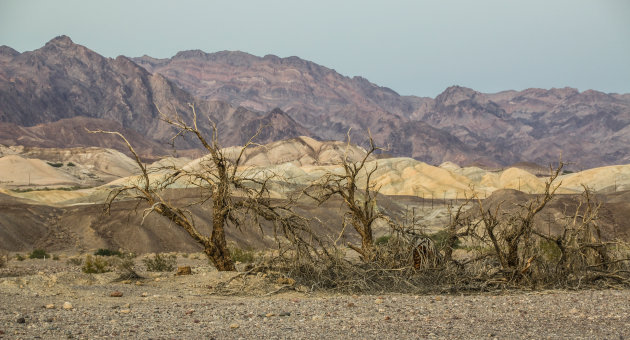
412, 207, 416, 227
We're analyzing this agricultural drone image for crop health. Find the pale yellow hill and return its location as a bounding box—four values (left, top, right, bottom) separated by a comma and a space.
559, 164, 630, 193
19, 146, 140, 179
370, 158, 473, 198
496, 167, 544, 193
11, 189, 93, 205
181, 136, 369, 173
0, 155, 79, 187
148, 156, 192, 171
11, 133, 626, 206
232, 136, 370, 167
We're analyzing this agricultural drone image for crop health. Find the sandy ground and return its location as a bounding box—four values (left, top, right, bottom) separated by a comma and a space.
1, 256, 629, 339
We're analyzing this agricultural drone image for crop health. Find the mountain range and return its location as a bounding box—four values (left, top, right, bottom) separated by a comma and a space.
1, 35, 629, 168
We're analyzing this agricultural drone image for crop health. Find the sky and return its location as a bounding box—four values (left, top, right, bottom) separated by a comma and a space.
1, 0, 629, 97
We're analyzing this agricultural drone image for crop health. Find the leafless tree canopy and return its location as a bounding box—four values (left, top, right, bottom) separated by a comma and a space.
304, 129, 388, 262
89, 104, 322, 271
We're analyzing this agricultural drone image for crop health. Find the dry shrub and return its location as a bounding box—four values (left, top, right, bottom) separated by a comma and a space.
143, 253, 176, 272
263, 171, 630, 293
264, 226, 459, 294
82, 255, 111, 274
114, 255, 142, 281
442, 175, 630, 289
29, 249, 50, 259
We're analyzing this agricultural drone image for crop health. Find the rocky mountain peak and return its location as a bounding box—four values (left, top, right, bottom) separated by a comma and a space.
575, 89, 613, 103
45, 35, 75, 48
435, 85, 479, 107
0, 45, 19, 57
548, 87, 579, 98
173, 49, 207, 60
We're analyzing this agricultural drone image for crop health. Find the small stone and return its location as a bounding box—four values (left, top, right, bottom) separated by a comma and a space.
384, 316, 391, 320
375, 298, 384, 304
110, 291, 123, 297
265, 312, 275, 317
141, 292, 148, 297
176, 266, 192, 276
135, 281, 143, 286
434, 296, 442, 301
119, 309, 131, 314
347, 302, 356, 307
229, 323, 240, 329
279, 311, 291, 317
16, 317, 26, 324
312, 315, 323, 321
62, 302, 73, 310
45, 318, 54, 323
193, 319, 200, 323
154, 278, 160, 282
185, 309, 195, 315
45, 304, 55, 309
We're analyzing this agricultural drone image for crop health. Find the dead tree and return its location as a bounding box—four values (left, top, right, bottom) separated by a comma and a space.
305, 130, 384, 262
442, 192, 479, 264
89, 104, 318, 271
533, 185, 614, 274
476, 162, 563, 275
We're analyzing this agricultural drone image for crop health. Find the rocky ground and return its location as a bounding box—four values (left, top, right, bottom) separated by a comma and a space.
1, 256, 629, 339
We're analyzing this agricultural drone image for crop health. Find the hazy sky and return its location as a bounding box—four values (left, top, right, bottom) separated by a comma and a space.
1, 0, 629, 97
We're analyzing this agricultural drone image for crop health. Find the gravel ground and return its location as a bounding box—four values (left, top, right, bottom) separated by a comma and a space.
1, 258, 629, 339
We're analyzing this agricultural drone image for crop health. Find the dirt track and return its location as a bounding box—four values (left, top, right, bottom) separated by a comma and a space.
1, 258, 629, 339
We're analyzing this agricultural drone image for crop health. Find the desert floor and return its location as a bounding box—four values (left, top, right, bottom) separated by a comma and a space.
1, 256, 629, 339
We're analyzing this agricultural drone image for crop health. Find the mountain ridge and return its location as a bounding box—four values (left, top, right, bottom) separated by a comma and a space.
132, 49, 630, 169
1, 36, 628, 168
0, 36, 315, 158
